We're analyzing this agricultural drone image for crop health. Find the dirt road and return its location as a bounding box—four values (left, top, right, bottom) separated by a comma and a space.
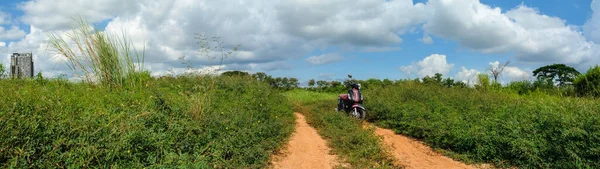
271, 113, 339, 169
374, 127, 482, 169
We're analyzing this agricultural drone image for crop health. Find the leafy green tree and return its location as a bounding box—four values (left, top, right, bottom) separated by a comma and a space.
252, 72, 268, 81
0, 63, 5, 79
533, 64, 580, 87
422, 73, 444, 85
443, 78, 454, 88
274, 77, 283, 88
574, 65, 600, 97
283, 77, 299, 90
434, 73, 443, 83
282, 77, 290, 89
453, 81, 467, 88
221, 70, 249, 77
382, 79, 393, 86
308, 79, 315, 87
330, 81, 342, 88
316, 80, 328, 88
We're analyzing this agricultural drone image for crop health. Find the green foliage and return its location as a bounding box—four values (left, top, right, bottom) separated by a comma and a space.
365, 83, 600, 168
507, 80, 534, 95
0, 76, 294, 168
475, 73, 490, 90
443, 78, 454, 88
308, 79, 315, 87
574, 65, 600, 97
285, 90, 398, 169
251, 72, 299, 90
533, 64, 580, 87
422, 73, 443, 86
0, 63, 5, 78
221, 70, 249, 77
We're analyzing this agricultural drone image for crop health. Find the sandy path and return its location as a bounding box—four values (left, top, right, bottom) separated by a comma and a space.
271, 113, 339, 169
374, 127, 483, 169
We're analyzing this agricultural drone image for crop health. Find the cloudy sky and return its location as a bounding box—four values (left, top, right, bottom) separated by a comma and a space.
0, 0, 599, 84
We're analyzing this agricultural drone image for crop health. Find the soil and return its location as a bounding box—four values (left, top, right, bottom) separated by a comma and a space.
271, 113, 340, 169
374, 127, 489, 169
271, 111, 489, 169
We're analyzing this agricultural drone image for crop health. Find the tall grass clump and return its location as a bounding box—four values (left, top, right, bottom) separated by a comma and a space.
48, 19, 146, 87
365, 83, 600, 168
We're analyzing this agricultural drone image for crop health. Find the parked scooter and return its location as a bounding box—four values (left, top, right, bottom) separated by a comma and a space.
335, 74, 366, 120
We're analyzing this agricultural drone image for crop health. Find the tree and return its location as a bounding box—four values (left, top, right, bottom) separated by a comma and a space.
308, 79, 315, 87
252, 72, 268, 81
443, 78, 454, 88
490, 61, 510, 82
330, 81, 342, 88
382, 79, 393, 86
275, 77, 283, 88
288, 78, 299, 89
0, 63, 5, 79
454, 81, 467, 88
221, 70, 249, 77
422, 73, 443, 85
316, 80, 328, 88
533, 64, 580, 87
574, 65, 600, 97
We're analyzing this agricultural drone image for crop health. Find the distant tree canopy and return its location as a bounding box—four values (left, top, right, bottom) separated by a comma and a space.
308, 79, 316, 87
221, 70, 250, 77
533, 64, 580, 87
0, 63, 5, 78
249, 72, 298, 90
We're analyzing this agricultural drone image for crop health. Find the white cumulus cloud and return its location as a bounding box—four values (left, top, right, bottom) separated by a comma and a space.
420, 34, 434, 44
585, 0, 600, 43
306, 53, 344, 65
400, 54, 454, 78
489, 61, 532, 82
455, 66, 481, 85
424, 0, 599, 69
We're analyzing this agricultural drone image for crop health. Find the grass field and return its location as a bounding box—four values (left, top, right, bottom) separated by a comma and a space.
364, 82, 600, 168
0, 76, 294, 168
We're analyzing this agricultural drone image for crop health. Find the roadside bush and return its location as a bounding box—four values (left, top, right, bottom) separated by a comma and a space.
574, 65, 600, 97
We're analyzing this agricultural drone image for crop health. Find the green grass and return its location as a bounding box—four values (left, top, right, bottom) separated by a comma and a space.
0, 76, 294, 168
365, 82, 600, 168
284, 89, 399, 169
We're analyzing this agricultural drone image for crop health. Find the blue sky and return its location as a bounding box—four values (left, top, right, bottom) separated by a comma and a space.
1, 0, 599, 84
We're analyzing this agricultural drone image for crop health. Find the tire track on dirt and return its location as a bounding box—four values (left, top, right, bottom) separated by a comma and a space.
271, 113, 340, 169
374, 127, 489, 169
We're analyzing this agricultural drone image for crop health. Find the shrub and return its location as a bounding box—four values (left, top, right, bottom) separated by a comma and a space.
574, 65, 600, 97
